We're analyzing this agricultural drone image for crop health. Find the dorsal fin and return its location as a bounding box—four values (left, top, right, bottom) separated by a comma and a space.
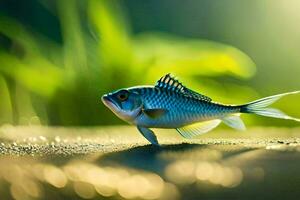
155, 74, 212, 102
155, 73, 185, 93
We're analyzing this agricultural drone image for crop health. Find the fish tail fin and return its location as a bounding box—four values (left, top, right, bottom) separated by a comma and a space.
240, 91, 300, 122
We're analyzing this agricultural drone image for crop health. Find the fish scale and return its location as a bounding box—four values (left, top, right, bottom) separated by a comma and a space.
131, 87, 238, 128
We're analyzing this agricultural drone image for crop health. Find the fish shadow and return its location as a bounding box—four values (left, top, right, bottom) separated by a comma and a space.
96, 143, 204, 175
95, 142, 257, 176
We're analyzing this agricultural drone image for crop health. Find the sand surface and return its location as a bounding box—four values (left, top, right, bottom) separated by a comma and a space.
0, 125, 300, 200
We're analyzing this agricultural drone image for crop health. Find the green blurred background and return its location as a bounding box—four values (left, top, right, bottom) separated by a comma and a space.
0, 0, 299, 127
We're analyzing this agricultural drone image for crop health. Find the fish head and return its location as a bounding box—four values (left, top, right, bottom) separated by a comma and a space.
101, 88, 143, 122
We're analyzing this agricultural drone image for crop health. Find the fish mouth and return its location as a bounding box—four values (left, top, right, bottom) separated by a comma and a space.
101, 94, 119, 111
101, 94, 112, 106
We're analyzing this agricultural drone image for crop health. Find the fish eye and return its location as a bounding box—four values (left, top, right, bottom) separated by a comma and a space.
117, 91, 128, 101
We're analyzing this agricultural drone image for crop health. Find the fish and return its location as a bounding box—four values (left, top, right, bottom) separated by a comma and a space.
101, 73, 300, 146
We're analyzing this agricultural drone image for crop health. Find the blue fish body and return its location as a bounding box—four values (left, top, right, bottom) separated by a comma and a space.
130, 87, 237, 128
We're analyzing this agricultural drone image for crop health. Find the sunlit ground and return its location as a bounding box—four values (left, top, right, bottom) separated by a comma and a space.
0, 126, 300, 200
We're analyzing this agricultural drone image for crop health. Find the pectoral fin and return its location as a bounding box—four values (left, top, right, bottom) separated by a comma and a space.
176, 119, 221, 139
143, 109, 167, 119
137, 126, 159, 146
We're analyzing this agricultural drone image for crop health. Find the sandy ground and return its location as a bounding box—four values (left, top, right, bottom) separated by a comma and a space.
0, 125, 300, 200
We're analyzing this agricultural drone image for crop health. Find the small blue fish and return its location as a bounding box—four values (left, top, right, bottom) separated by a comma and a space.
102, 74, 300, 145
